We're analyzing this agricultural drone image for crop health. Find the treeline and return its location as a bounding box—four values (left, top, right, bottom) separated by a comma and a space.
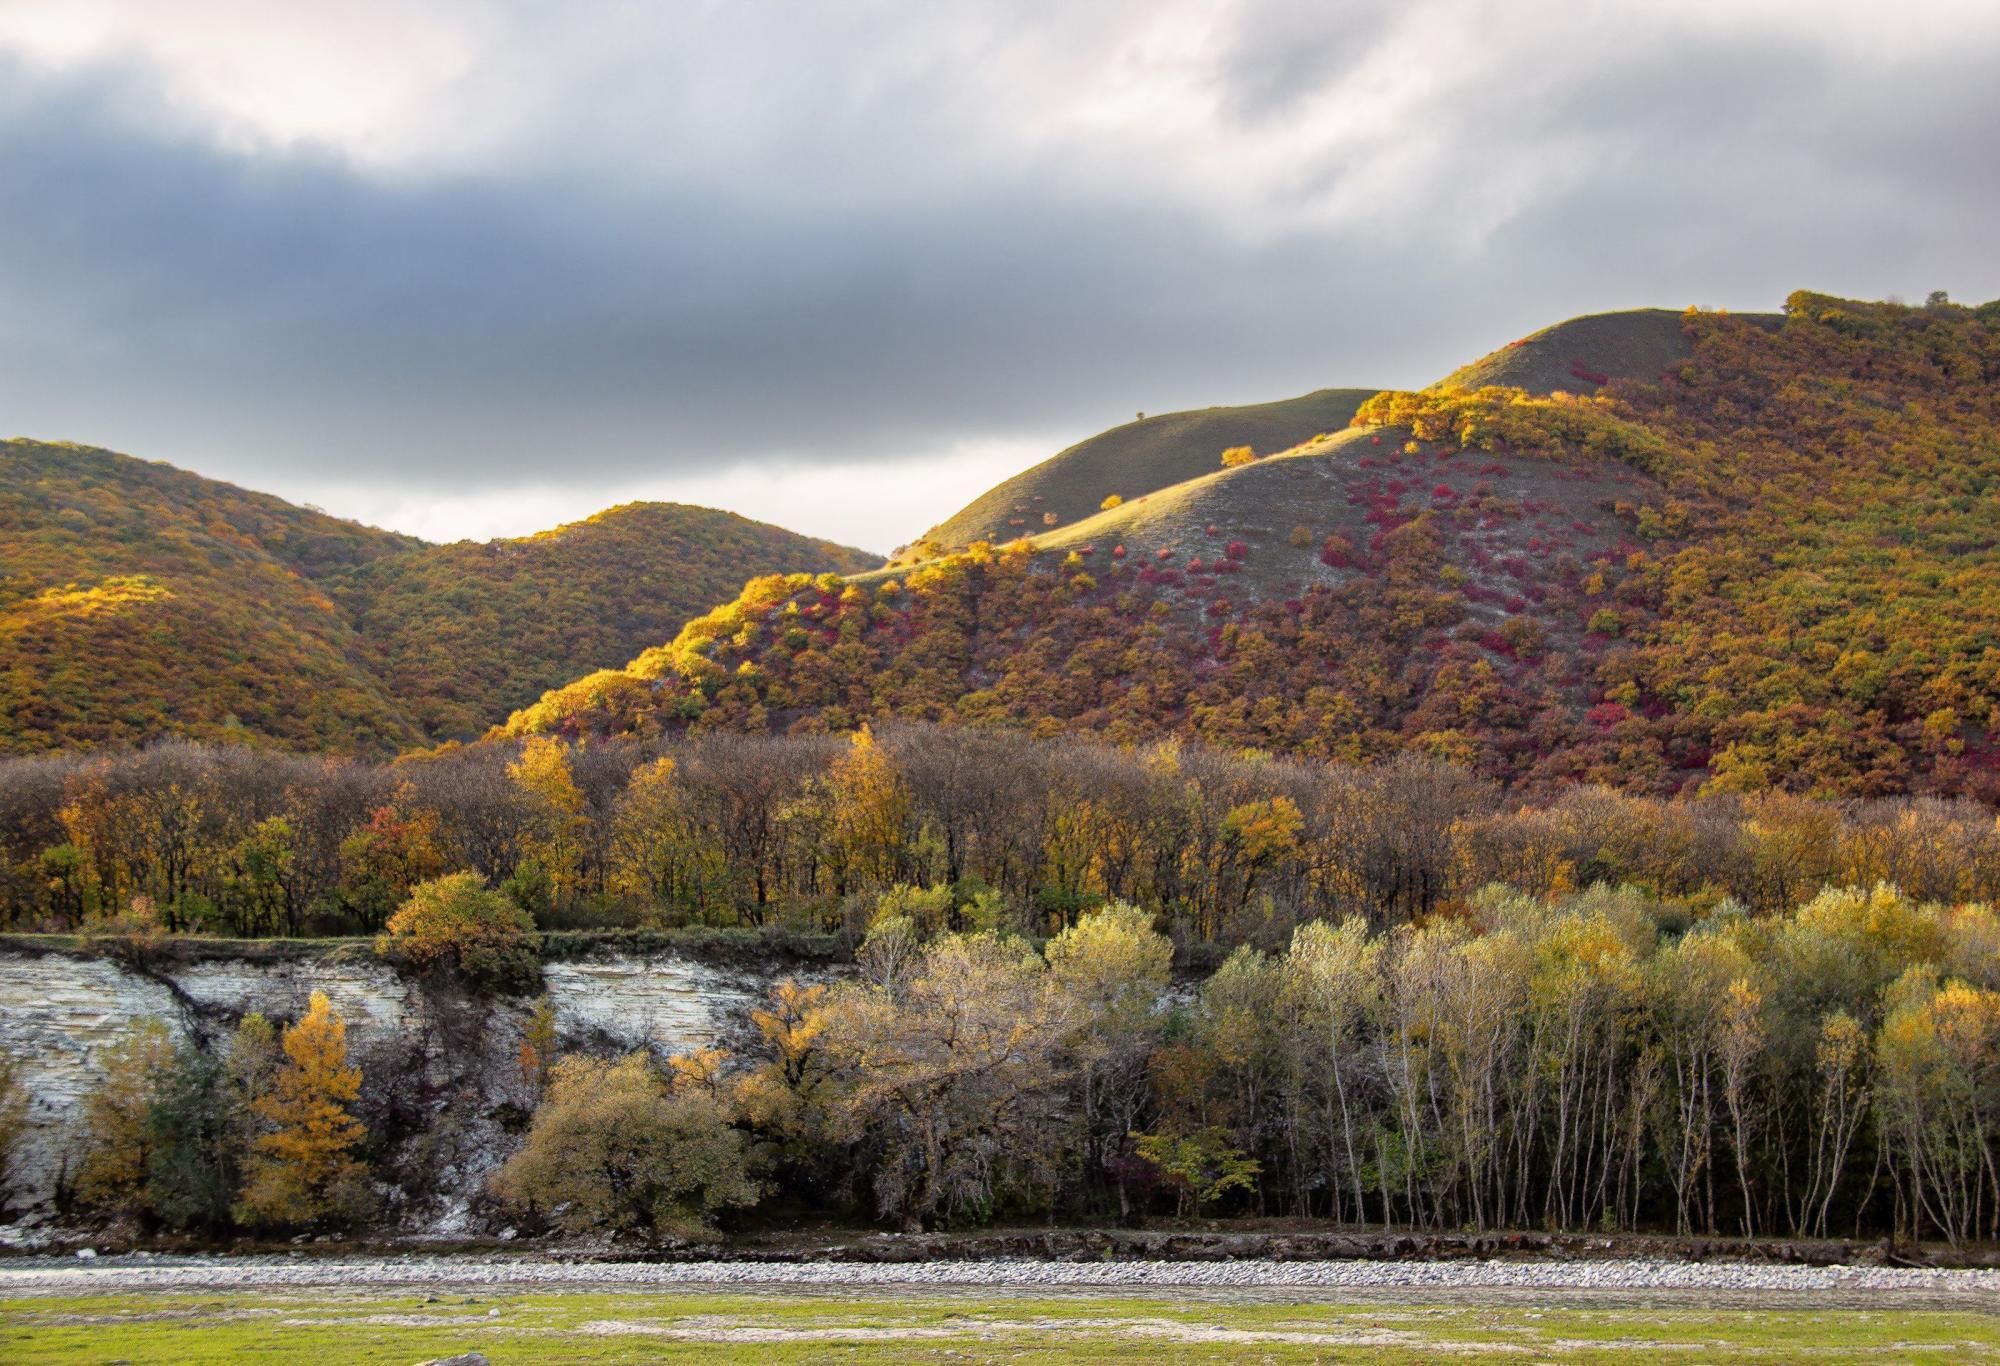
769, 883, 2000, 1244
14, 881, 1998, 1248
6, 728, 2000, 946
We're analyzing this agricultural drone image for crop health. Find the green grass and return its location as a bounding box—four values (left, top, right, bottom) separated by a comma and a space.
7, 1287, 1996, 1363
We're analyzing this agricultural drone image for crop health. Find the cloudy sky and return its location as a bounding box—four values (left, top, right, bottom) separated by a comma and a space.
3, 1, 1997, 553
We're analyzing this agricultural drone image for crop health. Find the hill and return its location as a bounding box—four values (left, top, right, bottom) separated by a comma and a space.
900, 387, 1378, 560
337, 503, 877, 740
0, 440, 425, 753
1436, 307, 1716, 394
0, 441, 877, 753
508, 293, 2000, 799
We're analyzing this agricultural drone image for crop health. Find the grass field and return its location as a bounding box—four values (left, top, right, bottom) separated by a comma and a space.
6, 1285, 1997, 1362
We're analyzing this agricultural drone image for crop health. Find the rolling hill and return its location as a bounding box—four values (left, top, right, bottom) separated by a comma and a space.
898, 387, 1379, 561
508, 292, 2000, 799
0, 441, 877, 753
336, 503, 876, 741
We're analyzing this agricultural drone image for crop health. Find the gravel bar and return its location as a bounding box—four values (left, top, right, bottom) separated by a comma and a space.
6, 1254, 2000, 1297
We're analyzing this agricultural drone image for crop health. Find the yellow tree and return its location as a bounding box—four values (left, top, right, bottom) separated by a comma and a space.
237, 991, 368, 1227
1220, 445, 1257, 468
508, 736, 587, 901
608, 756, 725, 916
827, 726, 910, 891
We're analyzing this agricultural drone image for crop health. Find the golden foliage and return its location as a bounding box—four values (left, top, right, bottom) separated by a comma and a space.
236, 992, 368, 1227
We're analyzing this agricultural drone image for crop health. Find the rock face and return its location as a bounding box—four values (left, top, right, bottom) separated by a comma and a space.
0, 945, 772, 1218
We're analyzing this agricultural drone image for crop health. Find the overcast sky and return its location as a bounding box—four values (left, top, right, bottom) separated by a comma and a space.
3, 1, 1997, 553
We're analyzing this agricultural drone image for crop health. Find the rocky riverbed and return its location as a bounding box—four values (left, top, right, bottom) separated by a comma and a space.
6, 1253, 1999, 1302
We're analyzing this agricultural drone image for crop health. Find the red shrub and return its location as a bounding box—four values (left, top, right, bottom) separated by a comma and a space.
1224, 540, 1248, 561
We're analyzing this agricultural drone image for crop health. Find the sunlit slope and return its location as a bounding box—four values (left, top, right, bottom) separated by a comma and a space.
341, 502, 878, 741
509, 293, 2000, 798
905, 387, 1377, 559
0, 439, 422, 753
0, 441, 878, 751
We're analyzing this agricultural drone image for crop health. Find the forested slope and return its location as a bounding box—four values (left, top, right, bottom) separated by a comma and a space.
0, 442, 876, 753
512, 292, 2000, 799
0, 441, 424, 753
337, 503, 877, 742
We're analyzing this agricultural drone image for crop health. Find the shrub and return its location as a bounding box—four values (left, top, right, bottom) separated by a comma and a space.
1131, 1127, 1261, 1218
382, 872, 542, 994
0, 1052, 26, 1207
492, 1053, 761, 1237
1100, 494, 1123, 510
1219, 446, 1256, 468
75, 1018, 177, 1216
144, 1045, 239, 1232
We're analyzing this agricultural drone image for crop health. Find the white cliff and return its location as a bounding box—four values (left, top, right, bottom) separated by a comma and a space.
0, 945, 774, 1217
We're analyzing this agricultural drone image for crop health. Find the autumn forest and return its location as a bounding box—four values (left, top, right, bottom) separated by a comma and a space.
5, 290, 2000, 1253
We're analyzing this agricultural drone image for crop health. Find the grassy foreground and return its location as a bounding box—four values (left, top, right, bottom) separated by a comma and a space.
5, 1286, 1997, 1363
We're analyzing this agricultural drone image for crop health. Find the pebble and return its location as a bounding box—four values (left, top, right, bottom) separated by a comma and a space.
5, 1254, 1999, 1296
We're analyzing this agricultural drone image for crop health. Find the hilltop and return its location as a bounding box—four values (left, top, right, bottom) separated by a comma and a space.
901, 387, 1378, 560
0, 441, 876, 753
509, 292, 2000, 798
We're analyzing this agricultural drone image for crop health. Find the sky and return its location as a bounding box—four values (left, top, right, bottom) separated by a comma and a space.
2, 2, 1997, 555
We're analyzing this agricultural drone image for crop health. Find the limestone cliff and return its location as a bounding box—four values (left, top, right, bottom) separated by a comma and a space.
0, 941, 783, 1227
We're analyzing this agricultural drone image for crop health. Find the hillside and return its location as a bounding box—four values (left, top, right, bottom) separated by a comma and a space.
0, 442, 876, 753
1437, 307, 1719, 394
509, 292, 2000, 799
0, 440, 424, 753
337, 503, 878, 740
900, 387, 1378, 560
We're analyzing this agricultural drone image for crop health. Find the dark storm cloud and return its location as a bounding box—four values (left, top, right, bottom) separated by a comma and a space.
0, 3, 1996, 538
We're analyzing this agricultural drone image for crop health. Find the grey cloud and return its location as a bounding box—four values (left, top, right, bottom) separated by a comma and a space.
0, 5, 1997, 537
